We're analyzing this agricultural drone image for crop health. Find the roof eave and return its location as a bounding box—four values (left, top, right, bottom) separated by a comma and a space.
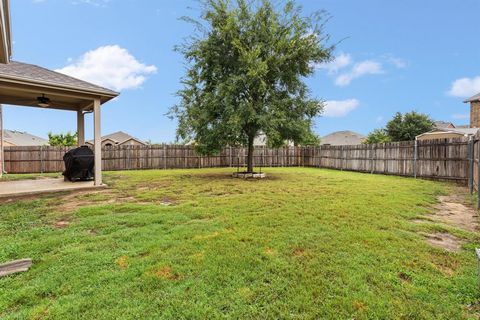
0, 74, 119, 101
464, 94, 480, 103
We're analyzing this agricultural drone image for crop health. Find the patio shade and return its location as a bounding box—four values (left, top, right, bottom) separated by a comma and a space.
0, 61, 118, 111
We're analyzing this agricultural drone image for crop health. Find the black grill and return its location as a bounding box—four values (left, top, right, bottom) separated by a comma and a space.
62, 146, 94, 182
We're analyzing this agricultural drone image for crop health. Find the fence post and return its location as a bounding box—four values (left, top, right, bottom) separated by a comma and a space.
318, 145, 321, 168
370, 144, 374, 174
40, 146, 44, 174
469, 136, 474, 194
163, 144, 167, 170
414, 140, 418, 178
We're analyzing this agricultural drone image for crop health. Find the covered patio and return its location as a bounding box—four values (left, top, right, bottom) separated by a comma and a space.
0, 61, 119, 194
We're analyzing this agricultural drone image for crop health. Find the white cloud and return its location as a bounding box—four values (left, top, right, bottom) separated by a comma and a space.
452, 114, 469, 120
447, 76, 480, 98
323, 99, 360, 117
388, 57, 408, 69
71, 0, 110, 6
335, 60, 384, 86
316, 53, 352, 74
56, 45, 157, 92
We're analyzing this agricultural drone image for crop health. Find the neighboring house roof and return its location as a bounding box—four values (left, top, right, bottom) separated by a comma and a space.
0, 61, 118, 97
2, 129, 48, 146
465, 93, 480, 103
85, 131, 147, 146
416, 128, 479, 140
321, 131, 366, 146
434, 121, 455, 129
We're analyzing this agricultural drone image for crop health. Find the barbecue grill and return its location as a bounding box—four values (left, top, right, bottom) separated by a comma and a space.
62, 146, 94, 182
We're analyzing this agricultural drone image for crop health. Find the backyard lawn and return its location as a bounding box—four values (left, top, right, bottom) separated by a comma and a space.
0, 168, 479, 319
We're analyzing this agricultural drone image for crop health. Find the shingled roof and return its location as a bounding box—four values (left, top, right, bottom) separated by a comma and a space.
2, 129, 48, 146
321, 131, 366, 146
85, 131, 146, 145
0, 61, 118, 97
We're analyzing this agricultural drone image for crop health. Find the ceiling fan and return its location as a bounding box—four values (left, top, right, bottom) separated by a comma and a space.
37, 94, 50, 108
6, 93, 70, 109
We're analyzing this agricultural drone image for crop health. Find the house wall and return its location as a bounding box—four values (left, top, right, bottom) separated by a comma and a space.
119, 139, 145, 147
470, 101, 480, 128
416, 133, 465, 141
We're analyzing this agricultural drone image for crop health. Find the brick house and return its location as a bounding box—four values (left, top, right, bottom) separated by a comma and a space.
466, 92, 480, 128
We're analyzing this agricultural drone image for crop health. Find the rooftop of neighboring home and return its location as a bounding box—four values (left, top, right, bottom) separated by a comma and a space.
416, 127, 479, 141
434, 121, 455, 129
2, 129, 48, 146
321, 131, 366, 146
85, 131, 146, 146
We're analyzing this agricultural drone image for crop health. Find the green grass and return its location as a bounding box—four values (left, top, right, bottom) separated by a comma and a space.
0, 168, 479, 319
0, 172, 61, 181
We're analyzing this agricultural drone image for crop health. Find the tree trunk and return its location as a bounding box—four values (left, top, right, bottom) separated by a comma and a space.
247, 134, 255, 173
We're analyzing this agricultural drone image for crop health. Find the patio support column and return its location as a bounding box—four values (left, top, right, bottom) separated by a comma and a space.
0, 104, 3, 178
77, 110, 85, 146
93, 98, 102, 186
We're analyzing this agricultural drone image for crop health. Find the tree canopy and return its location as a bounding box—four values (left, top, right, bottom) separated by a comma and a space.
364, 111, 435, 144
48, 132, 77, 147
171, 0, 332, 172
363, 129, 391, 144
385, 111, 435, 141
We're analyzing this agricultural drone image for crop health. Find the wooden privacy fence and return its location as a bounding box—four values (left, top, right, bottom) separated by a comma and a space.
2, 137, 478, 188
303, 138, 470, 182
2, 145, 304, 174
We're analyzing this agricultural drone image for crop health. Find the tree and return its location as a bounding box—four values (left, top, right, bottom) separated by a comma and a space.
48, 132, 77, 146
363, 129, 391, 144
385, 111, 434, 141
171, 0, 332, 172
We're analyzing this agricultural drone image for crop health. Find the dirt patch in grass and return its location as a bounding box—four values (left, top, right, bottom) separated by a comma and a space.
398, 272, 412, 282
264, 248, 276, 256
420, 232, 463, 252
53, 220, 70, 229
152, 266, 181, 280
430, 192, 479, 232
47, 188, 174, 214
416, 187, 477, 252
291, 248, 306, 257
116, 256, 128, 269
48, 189, 117, 213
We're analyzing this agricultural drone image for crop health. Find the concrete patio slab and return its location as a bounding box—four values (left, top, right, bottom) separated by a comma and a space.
0, 178, 105, 198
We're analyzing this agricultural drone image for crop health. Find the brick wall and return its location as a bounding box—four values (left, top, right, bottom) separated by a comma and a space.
470, 101, 480, 128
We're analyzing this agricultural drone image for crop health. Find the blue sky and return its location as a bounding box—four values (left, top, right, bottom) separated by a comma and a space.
5, 0, 480, 142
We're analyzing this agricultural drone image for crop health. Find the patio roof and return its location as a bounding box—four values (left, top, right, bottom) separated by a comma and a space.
0, 61, 119, 111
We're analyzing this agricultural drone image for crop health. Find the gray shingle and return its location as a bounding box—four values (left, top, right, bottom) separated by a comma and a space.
86, 131, 145, 145
0, 61, 118, 96
321, 131, 366, 146
3, 129, 48, 146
